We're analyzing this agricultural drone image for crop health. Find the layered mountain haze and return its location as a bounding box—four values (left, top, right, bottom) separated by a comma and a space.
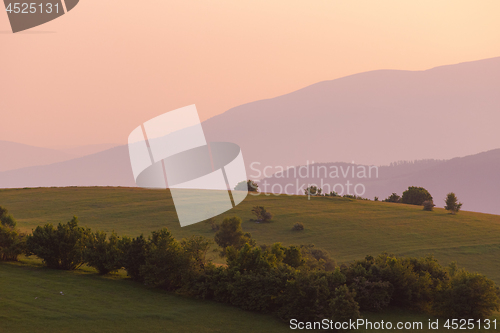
0, 141, 76, 172
1, 57, 499, 214
258, 149, 500, 215
202, 56, 500, 168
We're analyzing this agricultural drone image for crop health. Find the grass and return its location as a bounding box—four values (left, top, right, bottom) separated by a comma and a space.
1, 187, 499, 332
0, 261, 290, 333
1, 187, 499, 283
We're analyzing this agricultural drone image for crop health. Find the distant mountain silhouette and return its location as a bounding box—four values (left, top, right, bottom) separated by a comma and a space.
0, 146, 135, 188
202, 56, 500, 168
0, 141, 76, 172
258, 149, 500, 215
52, 143, 120, 158
1, 57, 499, 214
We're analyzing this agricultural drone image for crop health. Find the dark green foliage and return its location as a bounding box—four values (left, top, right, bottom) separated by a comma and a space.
445, 192, 463, 214
434, 266, 500, 319
0, 224, 25, 261
84, 231, 122, 274
234, 180, 259, 192
300, 244, 336, 271
251, 206, 273, 222
343, 194, 356, 199
292, 222, 304, 231
374, 196, 379, 201
423, 200, 435, 211
214, 216, 255, 255
282, 245, 303, 268
181, 235, 212, 273
384, 193, 401, 203
139, 228, 188, 290
326, 191, 339, 197
0, 206, 16, 228
304, 186, 322, 196
204, 217, 219, 231
119, 235, 147, 282
26, 217, 91, 270
401, 186, 433, 205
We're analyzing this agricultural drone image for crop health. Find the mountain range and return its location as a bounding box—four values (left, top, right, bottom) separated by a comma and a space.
1, 57, 499, 214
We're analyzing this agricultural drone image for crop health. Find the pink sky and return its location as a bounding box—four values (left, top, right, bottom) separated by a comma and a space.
1, 0, 500, 148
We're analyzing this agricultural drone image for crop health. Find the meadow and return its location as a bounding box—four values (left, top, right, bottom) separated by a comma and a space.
1, 187, 499, 332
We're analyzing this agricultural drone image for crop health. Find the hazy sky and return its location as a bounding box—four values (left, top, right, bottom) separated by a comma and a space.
1, 0, 500, 148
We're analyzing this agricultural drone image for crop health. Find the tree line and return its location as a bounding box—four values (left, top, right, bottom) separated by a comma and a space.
1, 207, 498, 322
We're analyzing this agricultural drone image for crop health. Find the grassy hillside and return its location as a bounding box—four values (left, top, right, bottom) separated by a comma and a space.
1, 187, 500, 283
1, 187, 499, 332
0, 261, 290, 333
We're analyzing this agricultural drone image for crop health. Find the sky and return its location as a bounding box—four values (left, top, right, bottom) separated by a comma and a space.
1, 0, 500, 148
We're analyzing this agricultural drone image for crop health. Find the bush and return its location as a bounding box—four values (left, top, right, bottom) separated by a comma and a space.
234, 180, 259, 192
84, 231, 123, 274
374, 196, 379, 201
140, 228, 189, 290
214, 216, 254, 256
119, 234, 147, 282
26, 217, 91, 270
204, 217, 219, 231
0, 206, 16, 228
300, 245, 336, 271
292, 222, 304, 231
0, 224, 25, 261
251, 206, 273, 222
401, 186, 433, 205
445, 192, 463, 215
423, 200, 435, 211
304, 186, 322, 196
434, 267, 500, 319
384, 193, 401, 203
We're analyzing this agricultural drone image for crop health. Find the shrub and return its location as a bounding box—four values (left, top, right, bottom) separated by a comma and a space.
374, 196, 379, 201
0, 206, 16, 228
445, 192, 463, 215
181, 235, 212, 272
234, 180, 259, 192
300, 244, 336, 271
423, 200, 435, 211
434, 268, 500, 319
26, 217, 91, 270
84, 231, 122, 274
384, 193, 401, 203
119, 235, 147, 282
327, 191, 339, 197
214, 216, 254, 256
401, 186, 433, 205
304, 186, 322, 196
292, 222, 304, 231
204, 217, 219, 231
343, 194, 356, 199
251, 206, 273, 222
140, 228, 189, 290
0, 224, 25, 261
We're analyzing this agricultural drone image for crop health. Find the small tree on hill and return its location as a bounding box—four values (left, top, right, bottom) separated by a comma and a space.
304, 186, 322, 196
383, 193, 401, 203
423, 200, 435, 211
235, 180, 259, 192
401, 186, 432, 205
0, 206, 16, 228
214, 216, 254, 256
251, 206, 273, 222
444, 192, 462, 215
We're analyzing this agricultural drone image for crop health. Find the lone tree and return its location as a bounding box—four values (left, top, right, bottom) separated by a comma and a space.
251, 206, 273, 222
234, 180, 259, 192
383, 193, 401, 203
0, 206, 16, 228
214, 216, 254, 256
304, 186, 322, 196
401, 186, 433, 205
444, 192, 462, 215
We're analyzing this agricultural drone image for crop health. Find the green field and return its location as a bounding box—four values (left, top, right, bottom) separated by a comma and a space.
1, 187, 499, 332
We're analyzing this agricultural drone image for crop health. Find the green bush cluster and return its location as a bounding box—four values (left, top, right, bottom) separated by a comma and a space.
22, 216, 500, 322
0, 206, 25, 261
